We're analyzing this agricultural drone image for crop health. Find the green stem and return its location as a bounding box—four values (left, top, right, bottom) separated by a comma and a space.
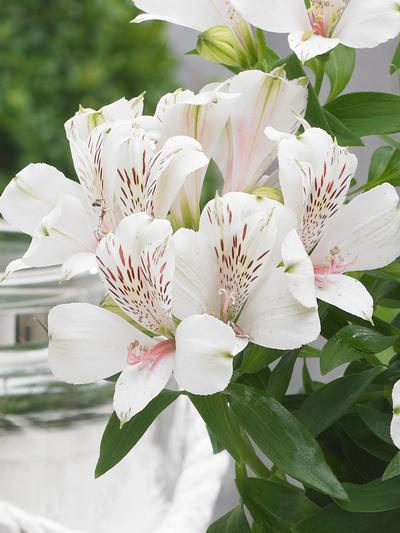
314, 59, 325, 97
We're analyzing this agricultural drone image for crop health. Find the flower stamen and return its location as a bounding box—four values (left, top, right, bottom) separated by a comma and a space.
127, 338, 175, 369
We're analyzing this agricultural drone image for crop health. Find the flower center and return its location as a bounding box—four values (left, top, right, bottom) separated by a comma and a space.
307, 0, 349, 38
313, 246, 357, 287
92, 198, 111, 241
127, 338, 175, 369
219, 288, 236, 322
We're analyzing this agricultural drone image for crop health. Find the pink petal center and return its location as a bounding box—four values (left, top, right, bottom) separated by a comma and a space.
128, 338, 175, 370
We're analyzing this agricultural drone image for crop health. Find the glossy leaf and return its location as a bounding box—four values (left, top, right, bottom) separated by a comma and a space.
325, 45, 356, 103
266, 350, 298, 403
239, 343, 283, 375
383, 451, 400, 480
357, 404, 393, 445
297, 367, 384, 436
337, 477, 400, 512
323, 109, 364, 147
320, 325, 398, 375
237, 477, 317, 530
95, 389, 180, 477
207, 506, 251, 533
230, 385, 348, 501
293, 504, 400, 533
325, 92, 400, 137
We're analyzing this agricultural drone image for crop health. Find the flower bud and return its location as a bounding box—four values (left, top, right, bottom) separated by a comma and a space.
197, 25, 249, 68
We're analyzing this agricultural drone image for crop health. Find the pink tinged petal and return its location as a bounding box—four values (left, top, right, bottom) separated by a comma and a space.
200, 193, 280, 319
114, 350, 174, 424
334, 0, 400, 49
48, 303, 153, 384
158, 90, 238, 227
282, 230, 317, 309
174, 314, 237, 395
21, 194, 98, 270
133, 0, 246, 36
215, 69, 308, 193
96, 213, 174, 334
172, 229, 220, 320
278, 128, 357, 253
0, 163, 82, 236
315, 274, 373, 322
288, 32, 340, 63
391, 380, 400, 449
231, 0, 310, 33
311, 184, 400, 272
238, 268, 321, 350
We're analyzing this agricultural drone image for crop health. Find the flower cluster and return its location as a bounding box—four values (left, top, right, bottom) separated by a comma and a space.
1, 62, 399, 426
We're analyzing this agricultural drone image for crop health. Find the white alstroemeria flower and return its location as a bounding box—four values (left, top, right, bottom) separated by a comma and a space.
172, 192, 321, 350
268, 126, 400, 321
0, 116, 208, 279
132, 0, 251, 46
231, 0, 400, 63
213, 69, 308, 195
48, 213, 238, 424
391, 380, 400, 449
151, 87, 239, 228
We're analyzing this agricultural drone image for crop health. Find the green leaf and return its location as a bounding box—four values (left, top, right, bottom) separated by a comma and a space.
266, 350, 298, 403
238, 343, 283, 375
363, 146, 400, 190
293, 504, 400, 533
320, 325, 398, 375
190, 393, 270, 478
362, 261, 400, 283
357, 404, 393, 445
207, 506, 251, 532
325, 45, 356, 102
390, 41, 400, 74
230, 385, 348, 501
237, 477, 317, 530
297, 367, 384, 437
383, 451, 400, 480
95, 389, 180, 478
323, 109, 364, 147
341, 413, 395, 462
325, 92, 400, 137
337, 477, 400, 512
368, 146, 395, 182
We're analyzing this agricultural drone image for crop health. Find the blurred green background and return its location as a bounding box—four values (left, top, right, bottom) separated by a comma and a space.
0, 0, 177, 193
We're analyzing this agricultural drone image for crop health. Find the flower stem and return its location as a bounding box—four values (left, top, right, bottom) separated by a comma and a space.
314, 59, 325, 97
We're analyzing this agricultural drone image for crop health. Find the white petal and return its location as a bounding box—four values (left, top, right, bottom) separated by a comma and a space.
48, 303, 152, 384
200, 193, 281, 318
22, 194, 97, 269
158, 89, 238, 227
231, 0, 310, 33
65, 96, 144, 144
277, 127, 357, 253
152, 135, 209, 219
61, 252, 98, 280
239, 268, 321, 349
96, 214, 174, 334
133, 0, 246, 36
334, 0, 400, 49
114, 352, 174, 424
215, 69, 308, 193
172, 228, 220, 319
0, 163, 82, 236
391, 380, 400, 449
315, 274, 373, 322
174, 314, 237, 395
282, 230, 317, 309
288, 32, 340, 63
311, 184, 400, 272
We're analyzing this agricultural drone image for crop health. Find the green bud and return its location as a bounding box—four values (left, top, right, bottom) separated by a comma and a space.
197, 25, 249, 68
